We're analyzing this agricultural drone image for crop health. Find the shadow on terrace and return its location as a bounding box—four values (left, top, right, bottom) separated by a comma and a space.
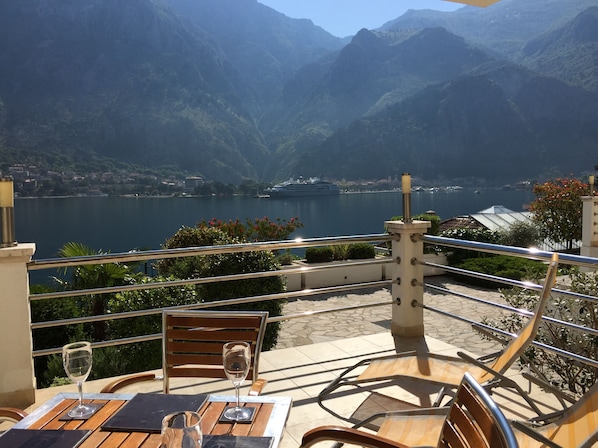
2, 200, 598, 447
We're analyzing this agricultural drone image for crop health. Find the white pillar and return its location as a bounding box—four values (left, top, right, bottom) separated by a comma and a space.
581, 196, 598, 272
386, 220, 431, 337
0, 243, 36, 407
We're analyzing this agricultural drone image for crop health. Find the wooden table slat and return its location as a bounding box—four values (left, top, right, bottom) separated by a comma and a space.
248, 402, 273, 437
138, 433, 162, 447
79, 428, 112, 448
28, 398, 74, 429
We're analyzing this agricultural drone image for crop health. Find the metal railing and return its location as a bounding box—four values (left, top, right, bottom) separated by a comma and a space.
28, 232, 598, 375
29, 234, 393, 357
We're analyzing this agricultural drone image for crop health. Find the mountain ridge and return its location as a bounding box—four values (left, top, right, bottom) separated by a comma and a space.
0, 0, 597, 185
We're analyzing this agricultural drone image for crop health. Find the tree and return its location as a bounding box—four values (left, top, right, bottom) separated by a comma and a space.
529, 178, 587, 251
55, 242, 136, 341
497, 221, 541, 248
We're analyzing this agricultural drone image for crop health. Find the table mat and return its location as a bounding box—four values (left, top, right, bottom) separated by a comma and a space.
101, 393, 208, 433
204, 435, 273, 448
0, 429, 91, 448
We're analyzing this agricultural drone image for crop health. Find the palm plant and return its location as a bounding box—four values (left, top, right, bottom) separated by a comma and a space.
54, 242, 136, 341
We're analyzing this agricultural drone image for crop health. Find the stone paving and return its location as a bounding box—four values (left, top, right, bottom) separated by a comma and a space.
275, 275, 508, 356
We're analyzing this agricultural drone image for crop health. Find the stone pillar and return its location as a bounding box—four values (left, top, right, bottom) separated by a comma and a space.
0, 243, 36, 407
386, 220, 431, 337
581, 196, 598, 271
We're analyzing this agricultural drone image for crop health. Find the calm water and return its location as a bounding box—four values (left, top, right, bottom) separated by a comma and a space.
16, 188, 534, 261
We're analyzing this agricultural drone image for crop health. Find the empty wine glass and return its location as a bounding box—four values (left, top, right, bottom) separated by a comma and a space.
161, 411, 202, 448
222, 341, 252, 421
62, 341, 99, 418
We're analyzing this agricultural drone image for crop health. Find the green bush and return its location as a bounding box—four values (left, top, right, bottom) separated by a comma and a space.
484, 268, 598, 395
305, 247, 334, 263
157, 225, 285, 351
452, 255, 546, 288
442, 228, 501, 265
331, 244, 348, 261
496, 221, 541, 248
346, 243, 375, 260
276, 251, 295, 265
389, 213, 441, 235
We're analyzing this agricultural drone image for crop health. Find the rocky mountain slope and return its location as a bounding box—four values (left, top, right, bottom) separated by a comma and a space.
0, 0, 596, 184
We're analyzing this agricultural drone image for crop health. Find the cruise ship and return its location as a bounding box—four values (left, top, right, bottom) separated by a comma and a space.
267, 177, 340, 198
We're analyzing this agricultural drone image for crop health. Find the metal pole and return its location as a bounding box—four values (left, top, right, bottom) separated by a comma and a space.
402, 173, 412, 223
0, 178, 16, 248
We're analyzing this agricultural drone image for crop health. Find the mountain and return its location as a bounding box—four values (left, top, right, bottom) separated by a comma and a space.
261, 27, 493, 178
166, 0, 345, 117
0, 0, 269, 182
292, 63, 598, 183
1, 0, 597, 186
381, 0, 598, 58
519, 7, 598, 93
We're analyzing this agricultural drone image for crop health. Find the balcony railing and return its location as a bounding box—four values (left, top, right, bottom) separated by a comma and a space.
26, 230, 598, 368
2, 205, 598, 408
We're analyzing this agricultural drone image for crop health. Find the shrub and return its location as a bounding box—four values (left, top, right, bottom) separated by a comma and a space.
389, 213, 441, 235
496, 221, 541, 248
331, 244, 348, 261
276, 251, 295, 265
305, 247, 334, 263
484, 268, 598, 396
199, 216, 303, 242
442, 228, 501, 265
452, 256, 546, 288
346, 243, 375, 260
157, 225, 285, 351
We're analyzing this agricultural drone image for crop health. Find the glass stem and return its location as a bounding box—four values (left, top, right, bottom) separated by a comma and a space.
77, 381, 84, 407
235, 384, 241, 410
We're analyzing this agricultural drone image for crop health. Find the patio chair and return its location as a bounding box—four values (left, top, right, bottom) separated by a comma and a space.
318, 253, 559, 422
0, 407, 28, 434
510, 375, 598, 448
301, 372, 519, 448
0, 407, 27, 423
101, 310, 269, 395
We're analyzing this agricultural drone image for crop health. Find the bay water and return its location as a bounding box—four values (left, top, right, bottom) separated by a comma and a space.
16, 188, 534, 261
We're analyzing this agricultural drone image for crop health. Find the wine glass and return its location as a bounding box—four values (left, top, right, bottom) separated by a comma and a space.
62, 341, 99, 418
161, 411, 202, 448
222, 341, 252, 421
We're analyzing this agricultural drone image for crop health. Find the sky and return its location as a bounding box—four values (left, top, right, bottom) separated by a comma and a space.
257, 1, 463, 37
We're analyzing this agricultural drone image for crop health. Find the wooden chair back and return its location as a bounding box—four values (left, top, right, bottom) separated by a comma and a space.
162, 310, 268, 394
439, 372, 518, 448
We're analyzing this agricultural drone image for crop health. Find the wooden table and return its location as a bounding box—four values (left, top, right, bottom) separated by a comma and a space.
11, 393, 292, 448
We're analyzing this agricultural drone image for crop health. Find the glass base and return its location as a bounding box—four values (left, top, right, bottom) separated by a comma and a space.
222, 405, 255, 422
67, 402, 102, 419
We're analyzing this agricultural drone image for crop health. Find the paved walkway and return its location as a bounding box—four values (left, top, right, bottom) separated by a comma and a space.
276, 276, 508, 356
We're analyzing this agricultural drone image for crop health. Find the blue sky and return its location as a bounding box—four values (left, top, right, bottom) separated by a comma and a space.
258, 1, 463, 37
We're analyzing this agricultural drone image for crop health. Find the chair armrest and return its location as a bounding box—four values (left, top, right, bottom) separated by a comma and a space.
301, 425, 411, 448
353, 406, 449, 430
100, 373, 160, 393
0, 407, 28, 422
512, 420, 561, 448
248, 378, 268, 396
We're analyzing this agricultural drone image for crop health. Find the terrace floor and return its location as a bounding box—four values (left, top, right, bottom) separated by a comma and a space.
27, 280, 569, 447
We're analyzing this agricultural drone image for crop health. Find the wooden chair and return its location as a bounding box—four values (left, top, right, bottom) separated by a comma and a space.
0, 407, 28, 423
301, 372, 519, 448
318, 253, 559, 422
511, 375, 598, 448
101, 310, 269, 395
0, 407, 28, 434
